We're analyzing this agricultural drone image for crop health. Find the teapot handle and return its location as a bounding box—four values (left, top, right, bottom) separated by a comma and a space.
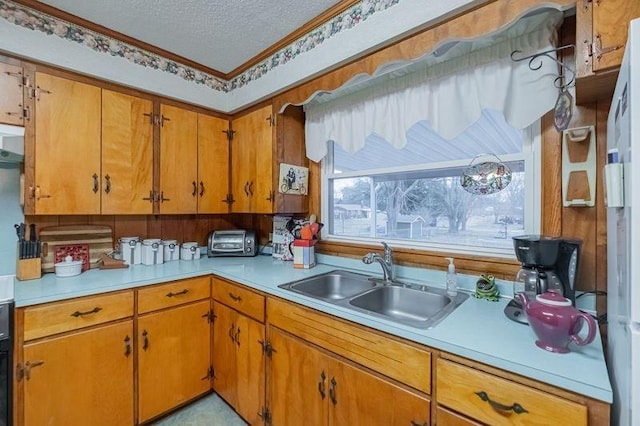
570, 312, 597, 346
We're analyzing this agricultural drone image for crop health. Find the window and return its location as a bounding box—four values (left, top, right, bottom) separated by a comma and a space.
321, 109, 541, 258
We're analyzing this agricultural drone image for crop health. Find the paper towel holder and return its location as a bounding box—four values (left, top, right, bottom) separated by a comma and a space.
562, 125, 596, 207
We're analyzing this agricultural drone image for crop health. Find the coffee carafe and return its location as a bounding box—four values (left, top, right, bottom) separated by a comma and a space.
505, 235, 581, 324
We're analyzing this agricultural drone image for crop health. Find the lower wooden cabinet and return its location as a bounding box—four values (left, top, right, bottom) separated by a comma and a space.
212, 301, 265, 424
23, 320, 134, 426
268, 327, 430, 426
137, 300, 211, 423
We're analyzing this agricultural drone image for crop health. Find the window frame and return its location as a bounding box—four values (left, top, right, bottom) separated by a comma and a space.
320, 120, 542, 259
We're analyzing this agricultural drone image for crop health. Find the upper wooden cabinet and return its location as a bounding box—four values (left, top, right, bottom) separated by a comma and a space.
231, 104, 307, 214
32, 72, 102, 214
197, 113, 230, 214
158, 104, 199, 214
576, 0, 640, 103
101, 90, 154, 214
0, 60, 26, 126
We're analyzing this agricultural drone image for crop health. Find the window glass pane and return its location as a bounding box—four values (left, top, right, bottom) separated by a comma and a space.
330, 162, 525, 250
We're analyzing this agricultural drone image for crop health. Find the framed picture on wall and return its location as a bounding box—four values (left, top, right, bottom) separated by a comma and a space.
279, 163, 308, 195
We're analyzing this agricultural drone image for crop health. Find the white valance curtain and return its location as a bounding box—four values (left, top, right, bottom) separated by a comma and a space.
304, 10, 565, 162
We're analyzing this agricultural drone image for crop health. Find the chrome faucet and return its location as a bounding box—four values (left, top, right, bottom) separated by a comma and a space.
363, 242, 395, 283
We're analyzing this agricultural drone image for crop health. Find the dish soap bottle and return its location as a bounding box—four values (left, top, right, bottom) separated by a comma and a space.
445, 257, 457, 297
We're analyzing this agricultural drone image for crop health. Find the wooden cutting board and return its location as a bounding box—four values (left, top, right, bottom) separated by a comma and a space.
40, 225, 114, 273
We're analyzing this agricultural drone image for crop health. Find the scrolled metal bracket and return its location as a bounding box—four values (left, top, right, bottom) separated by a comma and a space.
511, 45, 576, 90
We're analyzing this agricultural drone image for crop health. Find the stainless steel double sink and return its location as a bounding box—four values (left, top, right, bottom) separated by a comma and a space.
278, 270, 469, 329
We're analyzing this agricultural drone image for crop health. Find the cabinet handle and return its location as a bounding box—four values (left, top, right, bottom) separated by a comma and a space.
329, 377, 337, 405
124, 335, 131, 357
475, 391, 528, 415
22, 360, 45, 381
199, 181, 205, 197
228, 292, 242, 302
70, 307, 102, 317
248, 181, 254, 195
228, 324, 236, 343
166, 289, 189, 297
318, 370, 326, 400
142, 330, 149, 351
410, 421, 428, 426
235, 327, 241, 346
243, 181, 249, 196
192, 181, 197, 197
92, 173, 99, 193
104, 174, 111, 194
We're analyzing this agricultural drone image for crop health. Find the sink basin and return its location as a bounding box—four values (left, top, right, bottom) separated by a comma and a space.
280, 270, 377, 301
349, 286, 458, 328
279, 270, 469, 329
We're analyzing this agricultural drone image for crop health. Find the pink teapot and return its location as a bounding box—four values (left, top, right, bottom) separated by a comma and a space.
516, 290, 597, 354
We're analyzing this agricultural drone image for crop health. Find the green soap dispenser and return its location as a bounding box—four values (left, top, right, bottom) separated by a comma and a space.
445, 257, 457, 297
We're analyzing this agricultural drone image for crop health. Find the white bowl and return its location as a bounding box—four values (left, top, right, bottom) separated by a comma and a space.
54, 257, 83, 277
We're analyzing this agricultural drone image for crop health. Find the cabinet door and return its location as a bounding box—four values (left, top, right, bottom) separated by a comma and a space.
34, 72, 101, 214
231, 107, 266, 212
23, 320, 134, 426
268, 328, 327, 426
213, 302, 265, 424
197, 114, 230, 213
212, 302, 239, 408
101, 90, 154, 214
252, 105, 275, 213
592, 0, 640, 72
329, 356, 430, 426
159, 104, 198, 214
138, 300, 211, 423
0, 62, 24, 126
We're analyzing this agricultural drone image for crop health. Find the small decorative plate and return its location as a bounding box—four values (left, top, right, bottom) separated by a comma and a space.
553, 89, 573, 132
461, 154, 512, 195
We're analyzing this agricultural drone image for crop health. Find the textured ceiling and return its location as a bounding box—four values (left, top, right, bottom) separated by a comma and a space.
36, 0, 343, 74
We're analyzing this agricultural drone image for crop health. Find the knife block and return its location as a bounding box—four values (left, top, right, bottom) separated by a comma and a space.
16, 258, 42, 281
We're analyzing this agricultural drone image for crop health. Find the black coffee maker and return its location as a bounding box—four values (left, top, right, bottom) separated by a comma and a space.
504, 235, 581, 324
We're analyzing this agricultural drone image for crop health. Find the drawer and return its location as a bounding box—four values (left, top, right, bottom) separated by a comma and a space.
436, 359, 587, 426
138, 276, 211, 314
24, 291, 134, 341
268, 297, 431, 394
212, 278, 265, 322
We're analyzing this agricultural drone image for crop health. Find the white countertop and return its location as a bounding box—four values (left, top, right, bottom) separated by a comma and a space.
13, 254, 613, 403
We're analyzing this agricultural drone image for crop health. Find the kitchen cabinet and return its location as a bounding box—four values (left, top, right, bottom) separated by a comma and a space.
436, 358, 588, 425
101, 89, 154, 214
268, 327, 430, 426
266, 297, 431, 425
31, 72, 102, 214
0, 60, 26, 126
576, 0, 640, 103
20, 291, 134, 426
212, 278, 265, 424
137, 277, 212, 423
231, 104, 307, 214
158, 103, 199, 214
197, 113, 230, 213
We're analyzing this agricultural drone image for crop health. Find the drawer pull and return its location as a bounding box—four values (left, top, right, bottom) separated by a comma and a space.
166, 289, 189, 298
70, 307, 102, 317
410, 422, 428, 426
329, 377, 338, 405
475, 391, 528, 415
228, 292, 242, 302
318, 370, 326, 400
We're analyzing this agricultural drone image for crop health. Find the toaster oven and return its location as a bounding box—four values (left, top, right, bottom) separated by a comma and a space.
207, 230, 257, 257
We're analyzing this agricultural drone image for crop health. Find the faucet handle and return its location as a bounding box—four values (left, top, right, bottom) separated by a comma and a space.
381, 241, 392, 259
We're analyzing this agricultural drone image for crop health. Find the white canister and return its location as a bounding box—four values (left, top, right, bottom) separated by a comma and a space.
142, 238, 164, 265
181, 242, 200, 260
162, 239, 179, 262
119, 237, 141, 265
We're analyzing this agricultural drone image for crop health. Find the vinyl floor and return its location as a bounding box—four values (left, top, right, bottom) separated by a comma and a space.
152, 393, 247, 426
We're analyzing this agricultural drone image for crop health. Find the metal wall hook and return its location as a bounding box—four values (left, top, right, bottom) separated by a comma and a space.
510, 45, 576, 89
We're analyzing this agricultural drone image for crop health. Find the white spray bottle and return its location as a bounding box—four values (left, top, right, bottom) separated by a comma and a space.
445, 257, 457, 297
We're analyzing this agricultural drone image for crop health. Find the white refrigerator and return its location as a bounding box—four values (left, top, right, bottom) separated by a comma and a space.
607, 17, 640, 426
